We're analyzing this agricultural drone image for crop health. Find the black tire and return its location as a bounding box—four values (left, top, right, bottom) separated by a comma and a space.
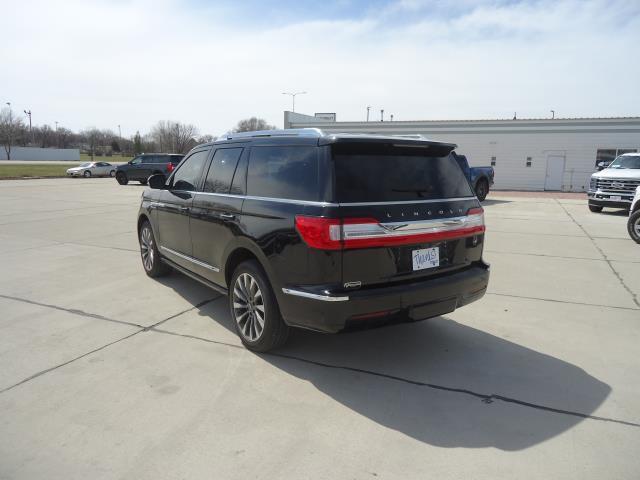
110, 170, 116, 177
229, 260, 289, 352
589, 204, 603, 213
475, 179, 489, 202
628, 210, 640, 244
116, 172, 128, 185
83, 170, 91, 178
140, 178, 148, 185
139, 221, 170, 277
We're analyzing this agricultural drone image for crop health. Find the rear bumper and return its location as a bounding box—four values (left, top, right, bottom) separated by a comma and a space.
278, 262, 490, 333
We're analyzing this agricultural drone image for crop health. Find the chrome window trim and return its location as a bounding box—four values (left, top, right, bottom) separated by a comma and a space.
187, 190, 475, 207
159, 246, 220, 272
338, 197, 476, 206
282, 288, 349, 302
194, 191, 338, 207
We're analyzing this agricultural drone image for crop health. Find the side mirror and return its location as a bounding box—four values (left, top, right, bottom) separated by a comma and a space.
148, 173, 166, 189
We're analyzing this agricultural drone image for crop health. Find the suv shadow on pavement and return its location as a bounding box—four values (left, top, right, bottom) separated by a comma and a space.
157, 273, 612, 452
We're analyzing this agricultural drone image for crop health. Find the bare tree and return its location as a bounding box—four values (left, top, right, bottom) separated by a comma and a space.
197, 134, 215, 145
0, 107, 25, 160
233, 117, 276, 133
35, 125, 54, 148
81, 128, 102, 160
172, 122, 199, 154
56, 127, 73, 149
150, 120, 199, 154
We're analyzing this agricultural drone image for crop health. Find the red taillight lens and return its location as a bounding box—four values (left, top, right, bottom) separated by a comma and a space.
294, 216, 342, 250
295, 208, 485, 251
167, 162, 174, 173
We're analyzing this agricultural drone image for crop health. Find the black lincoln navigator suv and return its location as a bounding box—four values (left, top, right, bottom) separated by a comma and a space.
137, 129, 490, 351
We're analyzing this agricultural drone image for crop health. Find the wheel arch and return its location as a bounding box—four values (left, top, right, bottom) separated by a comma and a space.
223, 240, 276, 290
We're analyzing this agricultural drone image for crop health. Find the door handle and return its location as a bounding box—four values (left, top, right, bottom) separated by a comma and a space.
179, 206, 190, 212
220, 213, 235, 220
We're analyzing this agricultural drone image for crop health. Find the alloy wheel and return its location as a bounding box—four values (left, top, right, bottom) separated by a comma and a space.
140, 226, 154, 271
232, 273, 265, 342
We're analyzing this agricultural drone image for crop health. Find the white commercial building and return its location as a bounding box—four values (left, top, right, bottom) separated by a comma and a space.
284, 112, 640, 192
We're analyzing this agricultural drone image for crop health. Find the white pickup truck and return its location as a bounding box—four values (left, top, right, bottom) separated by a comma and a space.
588, 153, 640, 213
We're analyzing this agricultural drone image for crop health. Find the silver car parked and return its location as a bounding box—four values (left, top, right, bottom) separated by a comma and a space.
66, 162, 116, 178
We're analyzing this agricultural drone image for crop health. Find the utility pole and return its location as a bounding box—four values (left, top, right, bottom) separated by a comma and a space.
366, 106, 371, 122
24, 110, 33, 144
281, 91, 307, 113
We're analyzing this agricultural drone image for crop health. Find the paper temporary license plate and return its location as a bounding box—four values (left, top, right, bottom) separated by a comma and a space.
610, 196, 622, 201
412, 247, 440, 271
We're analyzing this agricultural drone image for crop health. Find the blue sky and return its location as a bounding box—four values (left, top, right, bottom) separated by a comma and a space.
1, 0, 639, 137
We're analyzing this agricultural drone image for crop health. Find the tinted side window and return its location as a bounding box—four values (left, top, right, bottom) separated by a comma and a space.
142, 155, 157, 164
171, 150, 209, 191
247, 146, 318, 201
203, 148, 243, 194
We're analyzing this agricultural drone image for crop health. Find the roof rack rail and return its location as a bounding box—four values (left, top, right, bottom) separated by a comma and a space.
226, 128, 324, 140
391, 134, 430, 140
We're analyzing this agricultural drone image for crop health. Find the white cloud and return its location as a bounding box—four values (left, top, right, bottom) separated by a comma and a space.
1, 0, 639, 137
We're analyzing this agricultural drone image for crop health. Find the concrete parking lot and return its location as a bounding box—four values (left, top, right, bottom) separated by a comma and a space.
0, 178, 639, 479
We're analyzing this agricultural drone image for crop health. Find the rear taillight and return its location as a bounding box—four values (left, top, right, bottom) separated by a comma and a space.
294, 216, 342, 250
295, 207, 485, 250
167, 162, 174, 173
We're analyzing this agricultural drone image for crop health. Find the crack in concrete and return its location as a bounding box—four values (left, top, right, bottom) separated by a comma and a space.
555, 200, 640, 309
484, 250, 630, 263
2, 291, 638, 429
486, 292, 639, 311
0, 294, 145, 328
0, 296, 220, 394
148, 327, 640, 429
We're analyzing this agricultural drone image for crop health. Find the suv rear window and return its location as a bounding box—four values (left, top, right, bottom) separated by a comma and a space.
247, 146, 319, 201
333, 144, 472, 203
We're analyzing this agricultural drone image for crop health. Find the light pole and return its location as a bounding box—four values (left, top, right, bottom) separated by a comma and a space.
281, 91, 307, 113
550, 110, 555, 119
366, 106, 371, 122
380, 109, 384, 122
24, 110, 33, 144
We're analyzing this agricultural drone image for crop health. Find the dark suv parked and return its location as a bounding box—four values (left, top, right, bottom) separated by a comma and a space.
137, 129, 490, 351
116, 153, 184, 185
